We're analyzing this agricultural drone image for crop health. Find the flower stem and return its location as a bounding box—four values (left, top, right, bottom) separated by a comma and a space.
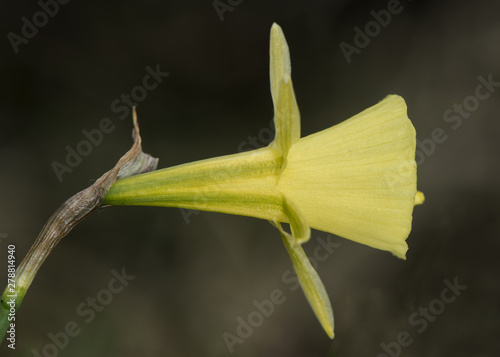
0, 113, 158, 346
104, 146, 287, 222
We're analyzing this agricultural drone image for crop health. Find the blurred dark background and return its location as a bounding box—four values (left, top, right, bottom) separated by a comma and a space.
1, 0, 499, 356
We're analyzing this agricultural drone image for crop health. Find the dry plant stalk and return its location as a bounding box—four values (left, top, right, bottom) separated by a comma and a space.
0, 110, 158, 345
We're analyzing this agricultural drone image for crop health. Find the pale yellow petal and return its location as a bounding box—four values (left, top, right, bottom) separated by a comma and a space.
278, 95, 417, 259
269, 23, 291, 108
282, 195, 310, 244
272, 74, 301, 160
275, 222, 334, 339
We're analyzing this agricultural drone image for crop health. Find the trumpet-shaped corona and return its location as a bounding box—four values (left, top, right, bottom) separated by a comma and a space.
103, 23, 423, 339
278, 95, 417, 259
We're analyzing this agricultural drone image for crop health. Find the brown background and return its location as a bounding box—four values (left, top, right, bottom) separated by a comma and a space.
1, 0, 499, 356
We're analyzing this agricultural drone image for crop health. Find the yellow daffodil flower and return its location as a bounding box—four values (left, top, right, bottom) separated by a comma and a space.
103, 23, 423, 339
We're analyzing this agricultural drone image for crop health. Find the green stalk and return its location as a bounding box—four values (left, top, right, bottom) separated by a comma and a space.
0, 114, 158, 346
104, 146, 287, 222
0, 283, 26, 345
